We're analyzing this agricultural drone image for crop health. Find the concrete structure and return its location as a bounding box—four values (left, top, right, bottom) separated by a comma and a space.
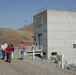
34, 10, 76, 64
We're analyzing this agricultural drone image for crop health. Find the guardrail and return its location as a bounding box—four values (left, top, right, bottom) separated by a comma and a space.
26, 46, 43, 60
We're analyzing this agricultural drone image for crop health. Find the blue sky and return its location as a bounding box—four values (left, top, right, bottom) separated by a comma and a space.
0, 0, 76, 29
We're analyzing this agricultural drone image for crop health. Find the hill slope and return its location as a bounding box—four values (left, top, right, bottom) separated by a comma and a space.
0, 28, 33, 46
19, 23, 34, 33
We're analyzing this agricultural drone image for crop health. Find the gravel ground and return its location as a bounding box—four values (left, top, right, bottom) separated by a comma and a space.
0, 49, 76, 75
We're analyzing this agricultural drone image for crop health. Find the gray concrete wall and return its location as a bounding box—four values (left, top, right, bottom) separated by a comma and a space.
47, 10, 76, 64
34, 10, 47, 58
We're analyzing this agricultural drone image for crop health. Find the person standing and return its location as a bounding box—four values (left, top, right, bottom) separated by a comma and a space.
31, 43, 35, 50
11, 44, 14, 59
1, 43, 6, 60
6, 44, 12, 63
19, 42, 25, 60
4, 42, 8, 58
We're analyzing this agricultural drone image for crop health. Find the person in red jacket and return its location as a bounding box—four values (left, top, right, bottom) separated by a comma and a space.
6, 44, 12, 63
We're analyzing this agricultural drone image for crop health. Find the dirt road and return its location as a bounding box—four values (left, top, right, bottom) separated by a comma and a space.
0, 50, 76, 75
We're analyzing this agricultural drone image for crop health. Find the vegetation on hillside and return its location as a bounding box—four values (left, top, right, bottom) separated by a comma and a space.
0, 28, 33, 46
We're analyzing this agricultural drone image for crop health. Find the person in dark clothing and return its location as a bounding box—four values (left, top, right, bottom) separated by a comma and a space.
6, 44, 12, 63
11, 44, 14, 59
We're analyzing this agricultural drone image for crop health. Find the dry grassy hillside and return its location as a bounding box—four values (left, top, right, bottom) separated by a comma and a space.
19, 23, 34, 33
0, 28, 33, 46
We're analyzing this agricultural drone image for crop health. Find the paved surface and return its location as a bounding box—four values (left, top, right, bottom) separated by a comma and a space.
0, 50, 76, 75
